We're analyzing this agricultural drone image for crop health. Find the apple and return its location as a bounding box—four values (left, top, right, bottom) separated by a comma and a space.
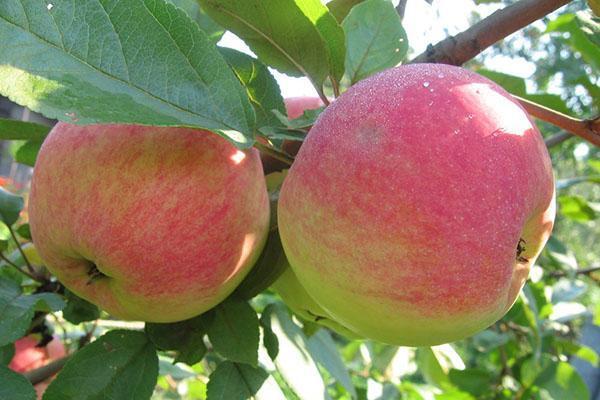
9, 335, 66, 373
9, 335, 67, 400
272, 263, 360, 339
29, 123, 270, 322
261, 97, 324, 173
278, 64, 556, 346
284, 96, 324, 120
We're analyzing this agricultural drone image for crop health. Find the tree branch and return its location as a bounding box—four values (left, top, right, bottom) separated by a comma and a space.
395, 0, 408, 20
516, 96, 600, 147
544, 131, 573, 148
24, 356, 70, 385
549, 266, 600, 278
410, 0, 572, 65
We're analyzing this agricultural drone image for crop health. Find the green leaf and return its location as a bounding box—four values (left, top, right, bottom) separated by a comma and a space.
544, 236, 578, 271
43, 330, 158, 400
0, 343, 15, 366
14, 139, 43, 167
558, 195, 597, 222
546, 12, 600, 71
206, 361, 279, 400
554, 339, 599, 367
576, 11, 600, 51
145, 314, 208, 366
297, 0, 346, 83
261, 303, 327, 400
272, 107, 324, 130
343, 0, 408, 84
219, 48, 286, 129
589, 159, 600, 173
206, 362, 286, 400
166, 0, 225, 42
0, 118, 50, 141
206, 299, 260, 366
259, 126, 307, 142
529, 358, 589, 400
477, 69, 527, 95
199, 0, 344, 87
0, 278, 65, 346
0, 188, 24, 227
0, 365, 36, 400
477, 69, 570, 113
158, 357, 197, 380
327, 0, 366, 22
0, 0, 255, 148
15, 224, 31, 241
307, 330, 356, 398
415, 348, 450, 388
448, 368, 494, 397
259, 310, 279, 360
573, 345, 600, 367
62, 290, 100, 325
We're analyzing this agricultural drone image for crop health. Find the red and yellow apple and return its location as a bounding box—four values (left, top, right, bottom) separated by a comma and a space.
272, 264, 360, 339
29, 124, 270, 322
278, 64, 556, 346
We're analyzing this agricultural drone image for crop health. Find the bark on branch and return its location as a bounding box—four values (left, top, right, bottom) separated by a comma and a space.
395, 0, 408, 20
409, 0, 572, 65
23, 356, 70, 385
549, 266, 600, 278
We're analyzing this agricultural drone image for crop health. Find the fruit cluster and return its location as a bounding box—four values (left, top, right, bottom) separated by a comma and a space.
28, 64, 555, 346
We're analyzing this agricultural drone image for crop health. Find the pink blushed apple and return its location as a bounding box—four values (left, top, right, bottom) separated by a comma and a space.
9, 335, 66, 373
29, 124, 270, 322
278, 64, 556, 346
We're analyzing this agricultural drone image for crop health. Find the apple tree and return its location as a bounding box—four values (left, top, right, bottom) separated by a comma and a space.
0, 0, 599, 399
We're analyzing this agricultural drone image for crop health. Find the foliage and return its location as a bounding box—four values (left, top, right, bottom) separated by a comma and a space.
0, 0, 598, 399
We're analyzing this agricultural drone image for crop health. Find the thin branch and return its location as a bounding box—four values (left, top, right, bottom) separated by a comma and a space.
0, 253, 40, 282
410, 0, 572, 65
395, 0, 408, 20
544, 131, 573, 148
254, 142, 294, 166
8, 225, 35, 275
549, 266, 600, 278
517, 96, 600, 147
24, 356, 70, 385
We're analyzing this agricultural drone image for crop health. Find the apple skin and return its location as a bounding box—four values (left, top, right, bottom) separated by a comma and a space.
9, 335, 66, 373
284, 97, 324, 120
9, 335, 67, 399
29, 123, 270, 322
278, 64, 556, 346
272, 263, 361, 339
